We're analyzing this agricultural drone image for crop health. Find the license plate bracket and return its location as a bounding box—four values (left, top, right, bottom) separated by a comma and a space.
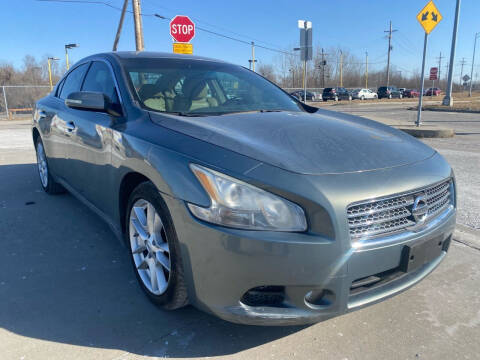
400, 236, 444, 273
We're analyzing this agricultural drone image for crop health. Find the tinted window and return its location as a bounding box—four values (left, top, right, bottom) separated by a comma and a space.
122, 58, 300, 115
82, 61, 119, 104
323, 88, 332, 93
55, 78, 65, 97
59, 63, 89, 99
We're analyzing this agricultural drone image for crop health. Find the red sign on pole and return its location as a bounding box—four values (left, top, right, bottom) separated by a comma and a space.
429, 67, 438, 80
170, 15, 195, 43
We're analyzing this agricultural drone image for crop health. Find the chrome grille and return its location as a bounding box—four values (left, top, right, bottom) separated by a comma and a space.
347, 179, 452, 239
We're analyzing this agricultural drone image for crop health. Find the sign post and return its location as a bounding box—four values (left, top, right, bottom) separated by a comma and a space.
170, 15, 195, 55
298, 20, 312, 102
430, 67, 438, 97
416, 1, 442, 126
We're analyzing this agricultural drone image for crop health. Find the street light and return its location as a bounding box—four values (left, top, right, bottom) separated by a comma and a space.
47, 57, 60, 91
64, 43, 79, 70
469, 32, 480, 97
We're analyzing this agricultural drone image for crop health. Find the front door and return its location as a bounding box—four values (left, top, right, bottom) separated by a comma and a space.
64, 61, 123, 216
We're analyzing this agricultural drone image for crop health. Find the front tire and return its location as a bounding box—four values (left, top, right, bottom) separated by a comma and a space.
35, 137, 64, 194
126, 181, 188, 310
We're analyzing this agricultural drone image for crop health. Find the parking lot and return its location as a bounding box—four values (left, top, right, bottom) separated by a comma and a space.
0, 104, 479, 359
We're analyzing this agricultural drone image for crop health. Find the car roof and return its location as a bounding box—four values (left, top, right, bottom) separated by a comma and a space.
78, 51, 229, 65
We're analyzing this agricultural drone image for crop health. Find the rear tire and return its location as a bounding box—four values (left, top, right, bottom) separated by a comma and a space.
35, 137, 64, 194
126, 181, 189, 310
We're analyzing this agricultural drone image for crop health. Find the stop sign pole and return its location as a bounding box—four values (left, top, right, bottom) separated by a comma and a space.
170, 15, 195, 54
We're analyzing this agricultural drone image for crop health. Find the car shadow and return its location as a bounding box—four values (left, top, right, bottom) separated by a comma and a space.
0, 163, 307, 358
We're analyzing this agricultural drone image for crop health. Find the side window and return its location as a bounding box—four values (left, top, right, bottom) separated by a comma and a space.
82, 61, 119, 104
59, 63, 89, 100
55, 79, 65, 97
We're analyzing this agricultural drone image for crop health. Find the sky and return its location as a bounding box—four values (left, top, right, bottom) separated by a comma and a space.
1, 0, 480, 81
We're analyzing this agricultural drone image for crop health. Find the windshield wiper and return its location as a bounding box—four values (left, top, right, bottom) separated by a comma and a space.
163, 111, 210, 117
214, 109, 287, 116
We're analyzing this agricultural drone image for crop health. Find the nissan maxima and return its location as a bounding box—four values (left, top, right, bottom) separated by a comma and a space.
32, 52, 456, 325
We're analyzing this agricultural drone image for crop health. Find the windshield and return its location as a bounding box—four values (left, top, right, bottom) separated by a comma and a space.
122, 58, 302, 116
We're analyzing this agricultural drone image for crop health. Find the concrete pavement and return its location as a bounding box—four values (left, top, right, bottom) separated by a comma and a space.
0, 114, 479, 360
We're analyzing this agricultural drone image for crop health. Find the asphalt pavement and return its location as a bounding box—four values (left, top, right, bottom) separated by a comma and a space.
0, 107, 479, 359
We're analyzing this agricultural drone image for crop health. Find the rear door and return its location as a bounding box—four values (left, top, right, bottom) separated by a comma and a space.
64, 60, 123, 215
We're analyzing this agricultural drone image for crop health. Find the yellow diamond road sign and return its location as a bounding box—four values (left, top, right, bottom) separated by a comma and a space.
417, 1, 442, 34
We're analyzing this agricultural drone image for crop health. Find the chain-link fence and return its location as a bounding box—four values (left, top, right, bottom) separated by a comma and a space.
0, 85, 51, 120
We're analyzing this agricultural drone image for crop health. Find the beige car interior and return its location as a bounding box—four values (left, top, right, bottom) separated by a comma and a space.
139, 73, 219, 113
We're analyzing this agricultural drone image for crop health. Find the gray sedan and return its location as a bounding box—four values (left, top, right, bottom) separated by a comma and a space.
32, 52, 456, 325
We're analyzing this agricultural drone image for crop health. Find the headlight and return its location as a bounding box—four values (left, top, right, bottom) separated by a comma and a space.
187, 164, 307, 232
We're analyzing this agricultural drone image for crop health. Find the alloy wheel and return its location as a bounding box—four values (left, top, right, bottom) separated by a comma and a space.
129, 199, 171, 295
36, 142, 48, 188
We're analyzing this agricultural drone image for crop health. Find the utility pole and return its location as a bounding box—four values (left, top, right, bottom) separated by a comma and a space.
365, 51, 368, 89
469, 33, 479, 96
132, 0, 144, 51
436, 52, 445, 84
459, 57, 467, 88
443, 0, 461, 106
113, 0, 128, 51
321, 48, 327, 88
384, 21, 397, 87
251, 42, 256, 72
339, 51, 343, 87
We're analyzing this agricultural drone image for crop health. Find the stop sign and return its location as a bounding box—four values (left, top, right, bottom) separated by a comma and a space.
170, 15, 195, 43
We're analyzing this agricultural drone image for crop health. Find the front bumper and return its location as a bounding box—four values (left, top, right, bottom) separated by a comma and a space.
165, 192, 456, 325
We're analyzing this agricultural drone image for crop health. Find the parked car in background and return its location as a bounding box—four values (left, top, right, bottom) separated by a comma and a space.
32, 51, 456, 326
425, 88, 441, 96
399, 88, 407, 96
377, 86, 403, 99
322, 87, 352, 101
403, 89, 420, 98
352, 88, 378, 100
290, 90, 317, 101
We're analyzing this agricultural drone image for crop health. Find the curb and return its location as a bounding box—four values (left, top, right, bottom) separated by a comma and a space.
407, 106, 480, 114
395, 126, 454, 138
453, 224, 480, 251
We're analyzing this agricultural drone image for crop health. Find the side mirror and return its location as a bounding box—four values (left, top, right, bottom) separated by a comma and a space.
65, 91, 121, 117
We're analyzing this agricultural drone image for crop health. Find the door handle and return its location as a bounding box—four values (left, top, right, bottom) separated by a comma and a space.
65, 121, 76, 133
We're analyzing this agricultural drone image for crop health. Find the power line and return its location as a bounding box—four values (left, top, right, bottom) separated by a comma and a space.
143, 0, 286, 50
36, 0, 155, 16
153, 14, 294, 56
37, 0, 295, 56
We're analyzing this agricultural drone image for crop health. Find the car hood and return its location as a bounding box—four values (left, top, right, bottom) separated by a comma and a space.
149, 109, 436, 175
